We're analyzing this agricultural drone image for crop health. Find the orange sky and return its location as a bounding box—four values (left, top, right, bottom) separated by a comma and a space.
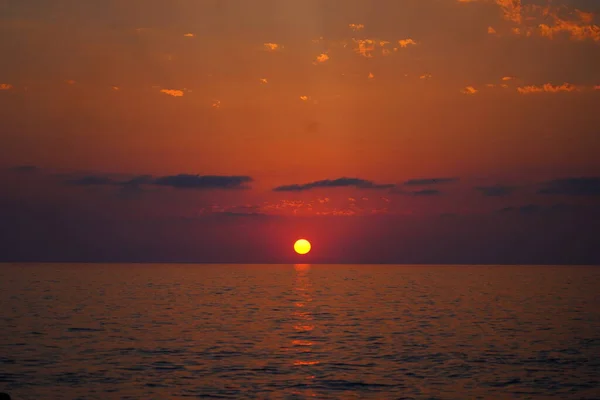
1, 0, 599, 263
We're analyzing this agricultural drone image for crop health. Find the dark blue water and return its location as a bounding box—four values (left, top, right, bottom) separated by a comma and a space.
1, 264, 599, 399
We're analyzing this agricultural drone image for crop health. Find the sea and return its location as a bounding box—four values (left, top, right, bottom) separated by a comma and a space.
0, 264, 599, 399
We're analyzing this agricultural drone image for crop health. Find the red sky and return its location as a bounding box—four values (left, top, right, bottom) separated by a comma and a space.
1, 0, 599, 263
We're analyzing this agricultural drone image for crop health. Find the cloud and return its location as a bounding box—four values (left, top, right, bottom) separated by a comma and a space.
183, 33, 195, 37
299, 95, 309, 101
273, 178, 395, 192
502, 76, 514, 81
404, 177, 459, 186
420, 74, 432, 80
0, 83, 13, 90
476, 185, 515, 197
488, 26, 497, 34
153, 174, 252, 190
499, 204, 542, 215
412, 189, 442, 196
368, 72, 374, 80
259, 78, 268, 84
539, 12, 600, 42
69, 175, 116, 186
263, 42, 281, 51
9, 165, 39, 173
314, 53, 329, 63
352, 39, 376, 57
538, 177, 600, 196
517, 83, 579, 94
398, 39, 417, 48
212, 100, 221, 108
349, 23, 365, 32
391, 188, 443, 196
462, 86, 478, 95
112, 86, 120, 91
66, 80, 76, 85
160, 89, 184, 97
122, 175, 154, 187
496, 0, 522, 24
65, 173, 252, 190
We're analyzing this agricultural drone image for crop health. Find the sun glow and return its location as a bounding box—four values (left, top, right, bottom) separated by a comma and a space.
294, 239, 311, 255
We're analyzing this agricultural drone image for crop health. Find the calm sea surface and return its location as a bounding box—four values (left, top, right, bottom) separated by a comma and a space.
1, 264, 599, 399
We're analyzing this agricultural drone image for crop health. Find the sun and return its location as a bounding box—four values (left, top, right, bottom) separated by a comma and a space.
294, 239, 311, 255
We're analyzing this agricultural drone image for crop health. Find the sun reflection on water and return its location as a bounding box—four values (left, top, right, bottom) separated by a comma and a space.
291, 264, 321, 371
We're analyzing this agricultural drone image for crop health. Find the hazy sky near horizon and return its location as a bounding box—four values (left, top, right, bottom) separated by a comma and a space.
1, 0, 599, 263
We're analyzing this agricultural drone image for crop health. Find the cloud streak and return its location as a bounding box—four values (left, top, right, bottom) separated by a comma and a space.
273, 178, 395, 192
517, 83, 579, 94
403, 177, 459, 186
538, 177, 600, 196
160, 89, 184, 97
66, 174, 253, 190
476, 185, 515, 197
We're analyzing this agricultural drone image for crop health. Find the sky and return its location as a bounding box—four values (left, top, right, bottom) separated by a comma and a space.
1, 0, 599, 264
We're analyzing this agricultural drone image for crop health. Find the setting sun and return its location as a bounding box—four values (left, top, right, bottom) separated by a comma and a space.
294, 239, 311, 255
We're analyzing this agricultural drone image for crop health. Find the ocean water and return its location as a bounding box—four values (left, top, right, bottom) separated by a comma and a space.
0, 264, 599, 399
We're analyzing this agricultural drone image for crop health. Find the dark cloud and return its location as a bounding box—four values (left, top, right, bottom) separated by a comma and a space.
9, 165, 39, 173
538, 177, 600, 196
273, 177, 394, 192
499, 204, 544, 215
476, 185, 515, 197
65, 173, 252, 190
390, 188, 442, 196
404, 177, 459, 186
122, 175, 154, 186
211, 211, 270, 218
153, 174, 252, 190
413, 189, 442, 196
69, 175, 117, 186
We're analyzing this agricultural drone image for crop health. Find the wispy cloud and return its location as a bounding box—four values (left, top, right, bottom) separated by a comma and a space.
314, 53, 329, 64
539, 11, 600, 42
154, 174, 252, 190
349, 23, 365, 32
476, 185, 515, 197
183, 33, 195, 37
273, 178, 395, 192
263, 42, 281, 51
517, 83, 579, 94
352, 39, 376, 57
462, 86, 478, 95
404, 177, 459, 186
398, 38, 417, 48
259, 78, 268, 84
0, 83, 13, 90
160, 89, 184, 97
